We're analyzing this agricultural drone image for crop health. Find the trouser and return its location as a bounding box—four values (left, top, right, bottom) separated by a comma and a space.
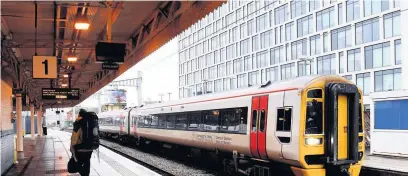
77, 151, 93, 176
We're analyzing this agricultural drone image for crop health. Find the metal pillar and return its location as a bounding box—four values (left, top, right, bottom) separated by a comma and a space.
107, 1, 112, 42
15, 92, 24, 159
136, 71, 143, 106
30, 104, 35, 140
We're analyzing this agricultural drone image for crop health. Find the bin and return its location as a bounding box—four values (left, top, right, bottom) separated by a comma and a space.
43, 127, 47, 135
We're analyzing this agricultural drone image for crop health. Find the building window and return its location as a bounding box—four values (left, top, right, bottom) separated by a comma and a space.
384, 11, 400, 38
211, 36, 219, 50
220, 31, 228, 47
247, 2, 255, 19
240, 23, 247, 39
365, 42, 391, 69
317, 54, 336, 74
285, 22, 295, 41
343, 75, 352, 80
218, 63, 226, 77
291, 0, 307, 18
291, 38, 307, 60
310, 35, 321, 56
206, 53, 214, 66
394, 0, 400, 8
275, 26, 284, 44
256, 50, 269, 68
310, 0, 321, 11
214, 79, 223, 93
298, 60, 314, 77
252, 35, 259, 52
233, 58, 244, 74
331, 25, 352, 51
357, 72, 370, 95
230, 27, 239, 43
347, 0, 360, 22
226, 61, 233, 76
240, 38, 250, 56
364, 0, 389, 17
198, 56, 205, 69
271, 46, 284, 65
248, 19, 255, 36
323, 32, 329, 53
260, 30, 273, 49
179, 75, 185, 87
356, 18, 379, 45
266, 66, 279, 82
316, 7, 335, 31
249, 71, 260, 86
297, 15, 313, 37
237, 73, 248, 88
244, 55, 253, 71
194, 71, 201, 83
375, 68, 401, 92
338, 4, 344, 25
281, 62, 296, 80
347, 48, 361, 72
339, 51, 345, 73
395, 39, 401, 65
256, 13, 267, 32
236, 8, 243, 23
275, 4, 288, 25
225, 12, 235, 28
227, 44, 236, 59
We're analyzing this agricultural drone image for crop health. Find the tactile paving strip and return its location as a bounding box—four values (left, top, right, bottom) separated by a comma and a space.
99, 152, 139, 176
45, 169, 68, 174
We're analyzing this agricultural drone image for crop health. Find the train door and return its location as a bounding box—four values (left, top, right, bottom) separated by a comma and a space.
120, 114, 124, 134
250, 95, 269, 159
337, 95, 348, 160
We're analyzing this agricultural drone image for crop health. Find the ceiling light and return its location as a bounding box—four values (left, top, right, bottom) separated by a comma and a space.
74, 15, 90, 30
67, 52, 78, 62
61, 83, 68, 87
63, 74, 69, 78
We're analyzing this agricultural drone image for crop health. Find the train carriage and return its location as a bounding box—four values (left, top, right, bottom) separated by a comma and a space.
99, 75, 365, 176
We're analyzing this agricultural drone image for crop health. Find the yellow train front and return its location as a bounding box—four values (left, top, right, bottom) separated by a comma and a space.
293, 75, 365, 176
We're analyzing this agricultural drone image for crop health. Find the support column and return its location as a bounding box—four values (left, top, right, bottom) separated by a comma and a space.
36, 106, 42, 137
30, 104, 35, 140
15, 91, 24, 159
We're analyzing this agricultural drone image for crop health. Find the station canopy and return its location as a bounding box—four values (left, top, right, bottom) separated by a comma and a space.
1, 1, 224, 109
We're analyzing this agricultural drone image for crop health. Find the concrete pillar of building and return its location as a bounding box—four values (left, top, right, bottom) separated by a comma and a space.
401, 0, 408, 90
30, 104, 35, 140
136, 71, 143, 106
15, 92, 24, 159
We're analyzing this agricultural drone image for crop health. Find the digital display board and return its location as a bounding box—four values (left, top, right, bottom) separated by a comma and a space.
95, 42, 126, 63
42, 88, 80, 100
101, 89, 126, 104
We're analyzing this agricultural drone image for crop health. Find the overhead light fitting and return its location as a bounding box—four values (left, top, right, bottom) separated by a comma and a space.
67, 52, 78, 62
74, 15, 90, 30
61, 83, 68, 87
63, 74, 69, 78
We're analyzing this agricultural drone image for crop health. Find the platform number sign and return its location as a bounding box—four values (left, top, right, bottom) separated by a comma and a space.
33, 56, 57, 79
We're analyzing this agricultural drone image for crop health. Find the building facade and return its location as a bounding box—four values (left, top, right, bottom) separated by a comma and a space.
177, 0, 408, 156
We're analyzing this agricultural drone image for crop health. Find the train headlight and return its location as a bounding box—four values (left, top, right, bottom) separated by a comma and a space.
305, 138, 322, 146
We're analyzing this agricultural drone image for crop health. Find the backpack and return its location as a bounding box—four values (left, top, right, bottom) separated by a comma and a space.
81, 112, 100, 150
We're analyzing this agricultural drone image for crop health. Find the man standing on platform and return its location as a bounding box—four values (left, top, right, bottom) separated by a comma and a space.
70, 109, 94, 176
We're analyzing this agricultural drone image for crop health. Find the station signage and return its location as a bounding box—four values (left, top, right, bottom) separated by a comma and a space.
102, 62, 119, 70
33, 56, 57, 79
42, 88, 80, 100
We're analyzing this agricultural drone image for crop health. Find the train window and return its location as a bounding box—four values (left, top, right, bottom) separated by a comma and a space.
151, 115, 158, 127
158, 115, 167, 128
251, 110, 257, 132
359, 103, 363, 133
305, 100, 323, 134
176, 114, 188, 129
220, 108, 247, 133
188, 112, 202, 130
260, 109, 266, 132
307, 89, 323, 98
203, 110, 219, 131
167, 115, 176, 128
276, 108, 292, 132
144, 115, 152, 127
138, 116, 144, 127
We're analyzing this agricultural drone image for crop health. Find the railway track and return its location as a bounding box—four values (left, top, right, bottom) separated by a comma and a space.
100, 142, 174, 176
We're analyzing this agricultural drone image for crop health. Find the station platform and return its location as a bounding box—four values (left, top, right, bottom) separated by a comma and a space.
363, 153, 408, 173
4, 130, 160, 176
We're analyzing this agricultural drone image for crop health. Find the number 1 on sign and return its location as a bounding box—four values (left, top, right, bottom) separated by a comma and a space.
42, 59, 48, 75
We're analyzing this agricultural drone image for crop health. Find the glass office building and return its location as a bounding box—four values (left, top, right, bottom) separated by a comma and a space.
177, 0, 405, 106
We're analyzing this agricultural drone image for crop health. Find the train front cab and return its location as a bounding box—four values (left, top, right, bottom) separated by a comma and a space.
292, 77, 365, 176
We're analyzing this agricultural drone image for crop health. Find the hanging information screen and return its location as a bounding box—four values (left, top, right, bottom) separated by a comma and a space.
42, 88, 80, 100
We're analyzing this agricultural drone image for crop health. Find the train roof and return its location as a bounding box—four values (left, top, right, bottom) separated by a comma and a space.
138, 75, 348, 110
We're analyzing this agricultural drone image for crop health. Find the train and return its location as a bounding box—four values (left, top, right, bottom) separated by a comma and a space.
97, 75, 365, 176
